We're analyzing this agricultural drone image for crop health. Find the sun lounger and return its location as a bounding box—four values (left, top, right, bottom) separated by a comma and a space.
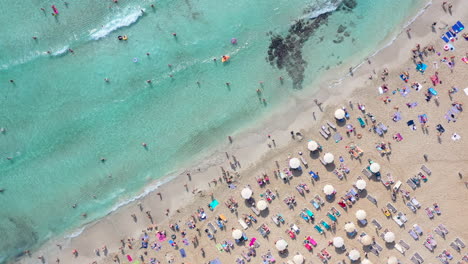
358, 117, 366, 127
314, 225, 324, 234
393, 215, 404, 227
421, 165, 431, 175
208, 222, 217, 233
321, 125, 330, 135
407, 178, 417, 190
386, 203, 397, 213
374, 242, 383, 251
320, 130, 329, 139
326, 120, 336, 130
395, 243, 405, 254
371, 219, 382, 230
411, 198, 421, 208
424, 241, 434, 251
320, 220, 331, 230
408, 229, 419, 240
410, 224, 422, 235
434, 227, 444, 238
331, 206, 340, 217
425, 207, 434, 219
362, 168, 373, 179
414, 252, 424, 263
367, 194, 377, 205
370, 247, 379, 256
399, 240, 410, 250
450, 242, 461, 252
398, 212, 408, 223
438, 224, 449, 234
407, 202, 417, 212
455, 238, 465, 248
238, 219, 249, 230
315, 195, 325, 206
411, 256, 420, 264
327, 212, 337, 222
311, 199, 320, 209
290, 223, 299, 233
251, 206, 260, 216
271, 215, 279, 226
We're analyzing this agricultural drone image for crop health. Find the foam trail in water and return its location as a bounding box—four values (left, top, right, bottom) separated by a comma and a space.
89, 8, 144, 40
302, 0, 343, 19
52, 46, 70, 56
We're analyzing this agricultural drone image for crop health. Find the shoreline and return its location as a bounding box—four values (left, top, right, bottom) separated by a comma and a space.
13, 0, 466, 263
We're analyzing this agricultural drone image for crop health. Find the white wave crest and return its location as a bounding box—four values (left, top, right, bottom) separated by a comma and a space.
89, 9, 144, 40
303, 0, 343, 20
52, 45, 70, 56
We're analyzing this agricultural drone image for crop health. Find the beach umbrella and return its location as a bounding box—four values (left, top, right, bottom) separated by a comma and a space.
361, 235, 372, 246
356, 179, 366, 190
369, 163, 380, 173
388, 256, 398, 264
307, 140, 318, 151
241, 188, 252, 199
348, 249, 360, 261
355, 210, 367, 220
275, 239, 288, 251
344, 223, 356, 233
293, 254, 304, 264
323, 185, 335, 195
335, 109, 345, 120
232, 229, 242, 239
332, 237, 344, 248
361, 259, 373, 264
384, 232, 395, 243
257, 200, 268, 211
289, 158, 301, 169
323, 153, 334, 164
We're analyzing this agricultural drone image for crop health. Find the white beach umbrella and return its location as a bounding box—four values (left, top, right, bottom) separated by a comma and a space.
323, 184, 335, 195
293, 254, 304, 264
307, 140, 318, 151
333, 237, 344, 248
335, 109, 345, 120
289, 158, 301, 169
348, 249, 360, 261
323, 153, 334, 164
362, 259, 373, 264
356, 179, 366, 190
257, 200, 268, 211
275, 239, 288, 251
241, 188, 252, 199
232, 229, 242, 239
361, 235, 373, 246
344, 223, 356, 233
355, 210, 367, 220
369, 163, 380, 173
384, 232, 395, 243
388, 256, 398, 264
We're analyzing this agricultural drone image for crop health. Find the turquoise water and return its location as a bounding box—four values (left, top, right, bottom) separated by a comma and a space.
0, 0, 424, 262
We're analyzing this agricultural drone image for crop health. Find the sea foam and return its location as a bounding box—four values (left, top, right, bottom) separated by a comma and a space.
89, 9, 144, 40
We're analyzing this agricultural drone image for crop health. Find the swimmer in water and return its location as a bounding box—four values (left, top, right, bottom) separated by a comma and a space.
146, 80, 152, 83
72, 204, 77, 208
104, 78, 109, 82
172, 33, 177, 37
142, 143, 147, 148
146, 52, 150, 56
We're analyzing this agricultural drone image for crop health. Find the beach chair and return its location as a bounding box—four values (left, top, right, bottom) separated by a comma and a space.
421, 165, 431, 175
386, 203, 397, 213
271, 215, 279, 226
300, 211, 309, 222
378, 122, 388, 132
333, 169, 344, 180
326, 120, 336, 130
314, 195, 325, 206
399, 240, 410, 250
406, 178, 417, 190
370, 247, 379, 256
321, 125, 330, 135
450, 242, 461, 252
406, 202, 417, 212
410, 256, 420, 264
395, 244, 406, 255
304, 208, 314, 219
314, 225, 324, 234
413, 224, 423, 235
411, 198, 421, 208
371, 219, 382, 230
433, 203, 441, 215
398, 212, 408, 223
438, 224, 449, 234
408, 229, 419, 240
424, 241, 433, 251
362, 168, 372, 179
367, 194, 378, 205
208, 222, 217, 233
304, 243, 312, 251
309, 170, 319, 181
374, 242, 383, 252
320, 130, 329, 139
290, 223, 299, 233
307, 236, 318, 246
300, 156, 308, 167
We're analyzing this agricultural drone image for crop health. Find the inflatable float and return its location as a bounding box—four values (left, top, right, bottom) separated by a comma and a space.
51, 5, 59, 15
221, 55, 230, 63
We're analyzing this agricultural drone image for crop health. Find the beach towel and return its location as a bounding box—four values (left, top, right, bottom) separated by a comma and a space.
249, 237, 257, 247
179, 248, 187, 258
127, 255, 133, 262
416, 63, 427, 73
418, 114, 428, 124
393, 112, 402, 122
209, 258, 222, 264
209, 200, 219, 210
406, 102, 418, 108
452, 133, 461, 141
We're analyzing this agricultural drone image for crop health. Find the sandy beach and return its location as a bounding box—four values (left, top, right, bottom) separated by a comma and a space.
15, 1, 468, 264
